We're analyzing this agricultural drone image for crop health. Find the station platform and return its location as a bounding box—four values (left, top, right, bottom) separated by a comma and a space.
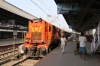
0, 39, 23, 46
34, 41, 100, 66
0, 38, 15, 41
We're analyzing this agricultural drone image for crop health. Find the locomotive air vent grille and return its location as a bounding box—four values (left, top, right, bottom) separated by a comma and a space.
32, 32, 41, 40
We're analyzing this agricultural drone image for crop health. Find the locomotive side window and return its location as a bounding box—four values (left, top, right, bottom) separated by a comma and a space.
45, 26, 48, 32
49, 26, 51, 32
53, 26, 56, 34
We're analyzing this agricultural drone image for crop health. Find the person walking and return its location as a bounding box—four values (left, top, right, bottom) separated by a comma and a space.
79, 32, 87, 60
60, 33, 67, 54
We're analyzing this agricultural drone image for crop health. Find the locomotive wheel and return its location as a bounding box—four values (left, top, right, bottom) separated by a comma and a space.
46, 49, 49, 55
25, 49, 32, 57
46, 49, 49, 53
36, 48, 40, 57
42, 50, 47, 56
48, 48, 52, 53
26, 50, 31, 57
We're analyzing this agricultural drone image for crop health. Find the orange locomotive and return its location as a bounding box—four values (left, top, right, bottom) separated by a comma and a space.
24, 18, 61, 56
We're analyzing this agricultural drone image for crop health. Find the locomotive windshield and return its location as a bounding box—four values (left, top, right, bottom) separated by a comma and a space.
33, 19, 39, 22
33, 18, 42, 22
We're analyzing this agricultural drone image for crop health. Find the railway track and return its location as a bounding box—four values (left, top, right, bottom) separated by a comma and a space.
0, 43, 22, 50
0, 48, 19, 62
0, 42, 48, 66
0, 43, 41, 66
0, 43, 22, 65
2, 56, 40, 66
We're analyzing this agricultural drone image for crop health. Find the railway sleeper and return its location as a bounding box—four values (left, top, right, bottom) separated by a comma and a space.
11, 56, 28, 66
0, 49, 18, 58
0, 59, 11, 65
0, 47, 17, 55
0, 52, 18, 61
12, 56, 39, 66
0, 54, 19, 65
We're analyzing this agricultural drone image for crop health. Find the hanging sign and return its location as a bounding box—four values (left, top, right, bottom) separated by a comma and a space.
57, 3, 79, 14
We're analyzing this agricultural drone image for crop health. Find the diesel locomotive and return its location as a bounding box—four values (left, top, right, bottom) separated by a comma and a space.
24, 18, 61, 57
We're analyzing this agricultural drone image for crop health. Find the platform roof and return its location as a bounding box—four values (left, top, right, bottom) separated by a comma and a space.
0, 0, 37, 27
55, 0, 100, 32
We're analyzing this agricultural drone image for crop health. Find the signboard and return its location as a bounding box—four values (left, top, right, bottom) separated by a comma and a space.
13, 30, 17, 35
57, 3, 79, 14
0, 19, 15, 26
89, 30, 93, 35
0, 20, 27, 30
0, 20, 15, 28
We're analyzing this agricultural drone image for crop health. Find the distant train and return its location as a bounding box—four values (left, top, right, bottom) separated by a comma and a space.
23, 18, 61, 57
0, 31, 23, 39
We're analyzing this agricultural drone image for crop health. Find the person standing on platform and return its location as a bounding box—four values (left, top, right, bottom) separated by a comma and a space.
60, 33, 67, 54
79, 32, 87, 60
18, 44, 26, 59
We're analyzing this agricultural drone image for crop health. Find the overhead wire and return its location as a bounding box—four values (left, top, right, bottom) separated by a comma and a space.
38, 0, 59, 23
39, 0, 55, 15
39, 0, 50, 11
30, 0, 62, 29
30, 0, 48, 15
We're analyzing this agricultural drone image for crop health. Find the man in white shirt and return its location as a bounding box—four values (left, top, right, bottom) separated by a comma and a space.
79, 32, 87, 60
60, 34, 67, 54
18, 44, 26, 58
